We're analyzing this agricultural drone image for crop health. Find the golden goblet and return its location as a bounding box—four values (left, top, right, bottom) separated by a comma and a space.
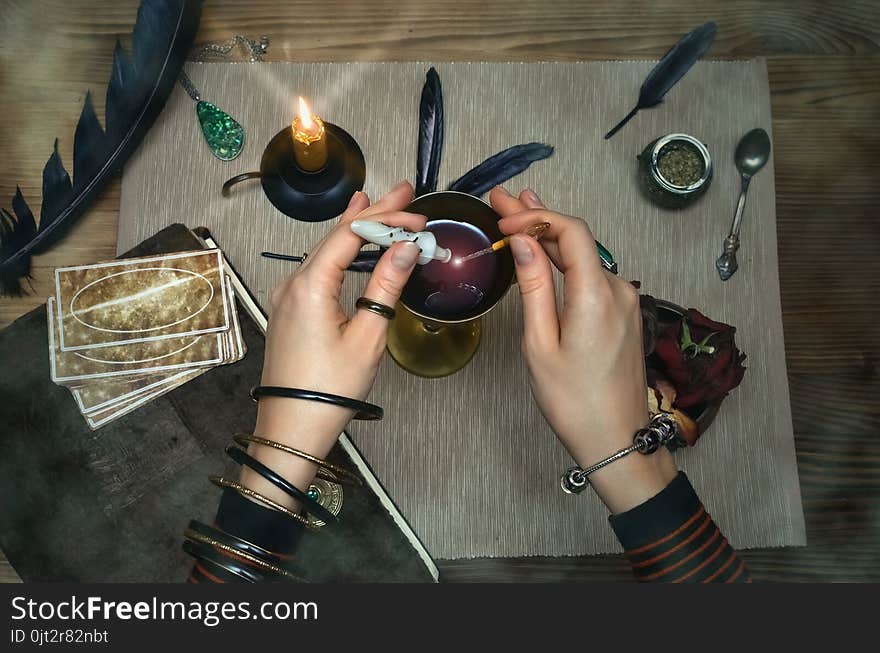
386, 191, 514, 378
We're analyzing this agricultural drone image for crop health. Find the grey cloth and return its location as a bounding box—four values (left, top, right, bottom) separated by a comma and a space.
119, 60, 805, 558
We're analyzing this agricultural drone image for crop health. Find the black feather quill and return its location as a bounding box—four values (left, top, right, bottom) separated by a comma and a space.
0, 0, 202, 294
447, 143, 554, 197
415, 67, 444, 196
604, 21, 717, 139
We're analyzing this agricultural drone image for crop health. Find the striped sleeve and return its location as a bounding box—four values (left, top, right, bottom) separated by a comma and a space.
187, 487, 305, 583
608, 472, 751, 583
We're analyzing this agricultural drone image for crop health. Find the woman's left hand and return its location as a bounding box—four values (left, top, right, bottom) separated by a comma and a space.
244, 181, 425, 499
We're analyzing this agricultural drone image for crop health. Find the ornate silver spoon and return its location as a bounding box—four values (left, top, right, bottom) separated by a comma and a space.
715, 128, 771, 281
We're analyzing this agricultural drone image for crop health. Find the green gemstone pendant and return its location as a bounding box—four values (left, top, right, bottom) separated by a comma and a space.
196, 100, 245, 161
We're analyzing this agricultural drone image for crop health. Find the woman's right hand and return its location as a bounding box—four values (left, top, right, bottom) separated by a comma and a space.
489, 186, 677, 514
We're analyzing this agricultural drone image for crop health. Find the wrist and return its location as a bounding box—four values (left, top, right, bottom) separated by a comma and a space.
587, 448, 678, 514
254, 397, 350, 453
239, 399, 347, 511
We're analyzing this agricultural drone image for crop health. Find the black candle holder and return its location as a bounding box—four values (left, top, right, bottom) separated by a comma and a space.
222, 124, 365, 222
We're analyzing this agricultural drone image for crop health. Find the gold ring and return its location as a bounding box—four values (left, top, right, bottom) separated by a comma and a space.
355, 297, 396, 320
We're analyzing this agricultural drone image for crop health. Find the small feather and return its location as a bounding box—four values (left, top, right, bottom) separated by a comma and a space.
73, 91, 106, 189
447, 143, 554, 197
605, 21, 716, 139
0, 189, 37, 294
131, 0, 176, 82
11, 187, 34, 233
105, 40, 134, 139
39, 139, 72, 227
415, 67, 444, 196
0, 0, 201, 293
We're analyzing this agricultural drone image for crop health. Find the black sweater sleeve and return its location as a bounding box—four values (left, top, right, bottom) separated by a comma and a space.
187, 488, 307, 583
189, 472, 749, 583
608, 472, 751, 582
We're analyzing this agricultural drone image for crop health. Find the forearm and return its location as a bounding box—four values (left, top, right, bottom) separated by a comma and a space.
239, 397, 351, 509
188, 399, 350, 583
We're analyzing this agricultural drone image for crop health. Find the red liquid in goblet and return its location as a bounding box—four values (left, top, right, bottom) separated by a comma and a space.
401, 219, 499, 320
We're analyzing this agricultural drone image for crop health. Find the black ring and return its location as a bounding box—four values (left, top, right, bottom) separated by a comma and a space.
183, 538, 269, 583
224, 445, 339, 524
355, 297, 396, 320
250, 386, 383, 421
187, 520, 293, 566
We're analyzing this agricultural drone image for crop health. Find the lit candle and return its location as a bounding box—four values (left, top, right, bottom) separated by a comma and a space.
291, 96, 328, 172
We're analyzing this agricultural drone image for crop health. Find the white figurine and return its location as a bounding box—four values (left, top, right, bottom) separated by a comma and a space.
350, 220, 452, 265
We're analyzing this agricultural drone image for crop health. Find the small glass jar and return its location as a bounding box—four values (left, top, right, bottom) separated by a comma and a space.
637, 133, 712, 209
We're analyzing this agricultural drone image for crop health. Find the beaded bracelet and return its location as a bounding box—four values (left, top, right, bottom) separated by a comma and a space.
560, 413, 679, 495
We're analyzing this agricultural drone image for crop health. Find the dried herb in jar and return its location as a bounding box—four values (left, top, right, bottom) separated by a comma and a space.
657, 141, 705, 187
637, 133, 713, 209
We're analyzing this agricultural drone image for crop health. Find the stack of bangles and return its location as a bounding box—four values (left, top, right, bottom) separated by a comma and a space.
183, 386, 377, 582
560, 413, 681, 495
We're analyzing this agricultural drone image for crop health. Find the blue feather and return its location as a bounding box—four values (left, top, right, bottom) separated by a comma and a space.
40, 140, 72, 225
447, 143, 554, 197
0, 189, 37, 295
73, 91, 106, 188
415, 67, 444, 196
605, 21, 716, 139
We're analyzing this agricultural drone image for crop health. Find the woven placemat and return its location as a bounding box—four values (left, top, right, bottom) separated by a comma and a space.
118, 60, 805, 559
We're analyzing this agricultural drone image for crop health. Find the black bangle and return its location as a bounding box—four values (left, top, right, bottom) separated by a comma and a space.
187, 519, 294, 567
184, 527, 304, 582
224, 445, 339, 524
183, 538, 268, 583
250, 386, 383, 421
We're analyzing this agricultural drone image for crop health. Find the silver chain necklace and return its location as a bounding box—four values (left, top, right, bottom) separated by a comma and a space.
178, 36, 269, 161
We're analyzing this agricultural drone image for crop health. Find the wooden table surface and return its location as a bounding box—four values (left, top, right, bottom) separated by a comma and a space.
1, 0, 878, 582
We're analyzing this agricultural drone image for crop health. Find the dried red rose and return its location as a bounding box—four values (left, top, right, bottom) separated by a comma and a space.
639, 293, 659, 356
652, 308, 747, 410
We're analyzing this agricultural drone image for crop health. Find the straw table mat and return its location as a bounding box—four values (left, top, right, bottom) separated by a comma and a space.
119, 60, 805, 558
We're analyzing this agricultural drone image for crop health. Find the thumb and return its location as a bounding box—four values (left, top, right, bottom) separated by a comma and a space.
509, 234, 560, 351
347, 241, 420, 344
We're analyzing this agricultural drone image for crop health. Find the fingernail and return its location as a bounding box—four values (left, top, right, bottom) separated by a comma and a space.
509, 235, 534, 266
392, 241, 420, 269
523, 188, 544, 207
495, 185, 512, 197
392, 180, 410, 192
347, 191, 363, 208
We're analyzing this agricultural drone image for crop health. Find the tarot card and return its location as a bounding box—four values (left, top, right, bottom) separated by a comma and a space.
83, 369, 204, 430
224, 276, 247, 363
48, 297, 225, 383
54, 249, 229, 351
73, 370, 188, 415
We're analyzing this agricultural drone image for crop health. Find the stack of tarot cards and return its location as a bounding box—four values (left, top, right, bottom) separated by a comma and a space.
47, 249, 246, 429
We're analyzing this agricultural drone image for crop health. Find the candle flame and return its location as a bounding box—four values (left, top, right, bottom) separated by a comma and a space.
297, 96, 315, 131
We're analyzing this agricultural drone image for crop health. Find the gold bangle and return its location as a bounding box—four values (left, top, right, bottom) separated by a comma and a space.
183, 529, 306, 582
233, 433, 362, 486
209, 476, 319, 530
